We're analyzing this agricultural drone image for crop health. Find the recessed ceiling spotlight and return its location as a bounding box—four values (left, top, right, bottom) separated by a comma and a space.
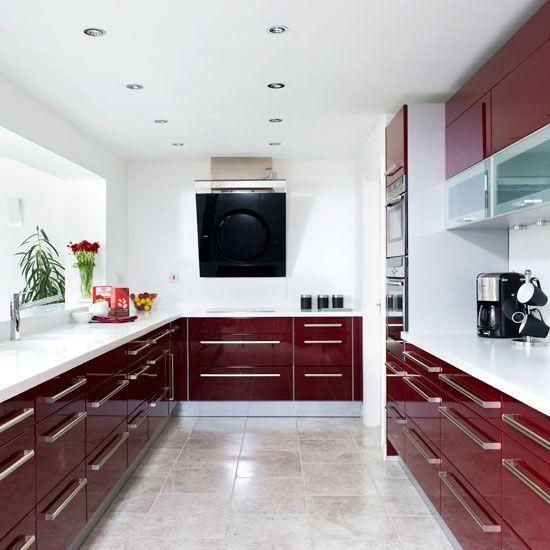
268, 82, 285, 89
83, 28, 106, 37
267, 25, 288, 34
154, 119, 168, 124
172, 142, 184, 147
269, 142, 282, 146
269, 118, 283, 123
126, 84, 143, 90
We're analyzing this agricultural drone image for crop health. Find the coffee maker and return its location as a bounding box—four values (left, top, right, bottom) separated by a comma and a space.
477, 272, 524, 338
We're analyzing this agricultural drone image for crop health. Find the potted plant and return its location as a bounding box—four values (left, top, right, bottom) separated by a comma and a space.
68, 240, 100, 301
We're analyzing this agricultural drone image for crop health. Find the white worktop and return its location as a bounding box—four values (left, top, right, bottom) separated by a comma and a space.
402, 331, 550, 416
0, 307, 361, 403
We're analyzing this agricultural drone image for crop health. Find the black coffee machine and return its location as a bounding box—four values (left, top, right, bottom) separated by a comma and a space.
477, 272, 525, 338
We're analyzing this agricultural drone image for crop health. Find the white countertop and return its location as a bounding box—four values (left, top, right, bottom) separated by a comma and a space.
0, 307, 361, 403
402, 331, 550, 415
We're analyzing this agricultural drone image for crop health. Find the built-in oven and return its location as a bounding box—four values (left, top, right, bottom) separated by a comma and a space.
386, 176, 407, 258
386, 256, 407, 358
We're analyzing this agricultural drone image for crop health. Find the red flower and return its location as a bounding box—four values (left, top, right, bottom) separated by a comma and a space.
68, 240, 101, 254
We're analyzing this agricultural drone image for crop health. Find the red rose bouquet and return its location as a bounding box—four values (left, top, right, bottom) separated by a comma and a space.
68, 240, 101, 300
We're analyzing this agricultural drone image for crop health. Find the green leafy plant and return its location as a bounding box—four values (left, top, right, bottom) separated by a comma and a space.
15, 226, 65, 304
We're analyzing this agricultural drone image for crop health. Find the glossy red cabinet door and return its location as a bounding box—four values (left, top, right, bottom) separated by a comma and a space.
294, 317, 350, 334
502, 521, 530, 549
86, 427, 128, 519
502, 434, 550, 550
189, 334, 292, 367
189, 367, 292, 401
353, 317, 363, 401
128, 401, 149, 465
492, 41, 550, 153
35, 397, 86, 502
171, 319, 187, 403
36, 461, 87, 550
294, 367, 352, 401
402, 344, 443, 386
149, 388, 169, 437
189, 317, 292, 334
446, 93, 491, 178
386, 399, 406, 458
0, 429, 35, 540
404, 374, 441, 447
385, 106, 407, 185
0, 390, 34, 449
0, 509, 35, 550
85, 347, 126, 389
294, 333, 351, 367
386, 354, 409, 413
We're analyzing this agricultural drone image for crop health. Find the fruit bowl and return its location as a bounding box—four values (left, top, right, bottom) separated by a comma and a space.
131, 292, 157, 311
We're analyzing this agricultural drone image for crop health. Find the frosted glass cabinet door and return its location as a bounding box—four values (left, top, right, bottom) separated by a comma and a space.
445, 160, 489, 229
493, 124, 550, 217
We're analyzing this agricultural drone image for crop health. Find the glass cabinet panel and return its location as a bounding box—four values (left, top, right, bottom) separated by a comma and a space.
445, 160, 489, 229
492, 124, 550, 217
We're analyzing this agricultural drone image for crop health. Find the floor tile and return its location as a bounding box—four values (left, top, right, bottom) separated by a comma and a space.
81, 512, 146, 550
374, 478, 431, 516
307, 494, 386, 516
299, 438, 362, 464
302, 463, 377, 496
237, 450, 302, 477
127, 537, 224, 549
391, 515, 454, 549
231, 477, 307, 514
162, 461, 237, 494
178, 436, 242, 462
133, 447, 181, 478
366, 459, 408, 480
297, 418, 355, 440
107, 476, 165, 514
192, 417, 247, 438
246, 417, 298, 432
242, 431, 300, 451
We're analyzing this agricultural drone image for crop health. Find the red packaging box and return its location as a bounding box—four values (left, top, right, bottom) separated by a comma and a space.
92, 286, 130, 317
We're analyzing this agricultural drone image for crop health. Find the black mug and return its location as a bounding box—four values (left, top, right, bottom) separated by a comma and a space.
517, 278, 548, 307
519, 308, 550, 338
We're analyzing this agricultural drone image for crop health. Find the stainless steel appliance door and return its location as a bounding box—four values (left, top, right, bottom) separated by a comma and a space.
386, 277, 406, 356
386, 196, 406, 258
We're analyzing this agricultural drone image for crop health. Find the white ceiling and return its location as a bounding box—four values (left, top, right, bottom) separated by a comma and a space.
0, 0, 544, 161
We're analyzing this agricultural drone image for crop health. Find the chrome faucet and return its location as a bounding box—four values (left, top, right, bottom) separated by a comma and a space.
10, 292, 64, 341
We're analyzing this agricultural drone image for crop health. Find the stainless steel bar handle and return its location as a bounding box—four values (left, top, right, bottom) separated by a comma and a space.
502, 414, 550, 451
168, 353, 175, 401
439, 407, 501, 450
384, 162, 401, 176
303, 340, 342, 344
44, 478, 87, 521
304, 373, 343, 378
44, 377, 87, 404
387, 323, 404, 327
502, 458, 550, 504
0, 449, 34, 482
91, 380, 129, 408
403, 377, 442, 403
387, 280, 404, 286
199, 340, 281, 345
385, 405, 407, 425
402, 351, 442, 373
402, 427, 441, 464
128, 409, 150, 430
90, 432, 129, 471
40, 412, 87, 444
439, 374, 501, 409
200, 373, 281, 378
168, 326, 180, 334
16, 534, 36, 550
127, 364, 153, 380
150, 390, 166, 407
0, 408, 34, 434
386, 362, 406, 376
151, 330, 171, 344
126, 341, 151, 356
147, 350, 168, 365
439, 471, 501, 533
303, 323, 342, 328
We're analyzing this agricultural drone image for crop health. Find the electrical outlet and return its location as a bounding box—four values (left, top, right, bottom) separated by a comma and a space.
169, 273, 179, 283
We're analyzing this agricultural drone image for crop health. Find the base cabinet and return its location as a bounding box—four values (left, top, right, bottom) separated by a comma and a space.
0, 510, 35, 550
294, 367, 352, 400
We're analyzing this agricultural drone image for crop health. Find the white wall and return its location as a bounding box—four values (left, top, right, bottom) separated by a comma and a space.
127, 160, 360, 309
0, 72, 127, 284
509, 225, 550, 328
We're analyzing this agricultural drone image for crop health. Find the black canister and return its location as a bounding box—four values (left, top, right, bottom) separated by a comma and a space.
332, 294, 344, 309
317, 294, 330, 310
300, 294, 312, 311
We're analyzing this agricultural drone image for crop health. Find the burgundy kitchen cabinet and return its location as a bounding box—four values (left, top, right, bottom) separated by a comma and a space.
353, 317, 363, 401
294, 333, 352, 367
385, 106, 407, 185
445, 93, 491, 179
0, 509, 35, 550
170, 319, 186, 405
0, 389, 34, 449
127, 400, 149, 465
491, 40, 550, 154
502, 522, 530, 549
386, 398, 406, 458
294, 367, 352, 401
36, 461, 87, 550
294, 317, 351, 334
189, 317, 292, 334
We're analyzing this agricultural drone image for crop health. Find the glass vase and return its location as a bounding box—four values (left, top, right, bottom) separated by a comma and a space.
78, 263, 95, 301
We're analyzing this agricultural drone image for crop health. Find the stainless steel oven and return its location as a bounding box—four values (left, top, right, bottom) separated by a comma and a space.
386, 176, 407, 258
386, 257, 407, 357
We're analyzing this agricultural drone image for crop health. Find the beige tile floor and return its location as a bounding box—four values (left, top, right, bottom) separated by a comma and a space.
81, 417, 453, 550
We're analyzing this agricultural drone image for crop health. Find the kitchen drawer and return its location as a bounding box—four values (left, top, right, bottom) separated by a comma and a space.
128, 401, 149, 465
502, 521, 529, 550
149, 388, 169, 437
36, 461, 86, 550
439, 396, 502, 514
86, 426, 128, 519
402, 344, 442, 386
189, 367, 292, 401
127, 348, 168, 415
438, 368, 502, 430
386, 354, 412, 414
404, 374, 442, 447
85, 347, 126, 389
403, 420, 441, 512
35, 397, 86, 502
86, 374, 128, 455
189, 333, 292, 367
502, 434, 550, 550
502, 395, 549, 464
294, 333, 351, 367
440, 457, 502, 550
189, 317, 292, 334
294, 317, 350, 334
0, 429, 36, 540
0, 509, 35, 550
294, 367, 352, 400
0, 389, 34, 449
34, 366, 87, 423
386, 399, 407, 458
